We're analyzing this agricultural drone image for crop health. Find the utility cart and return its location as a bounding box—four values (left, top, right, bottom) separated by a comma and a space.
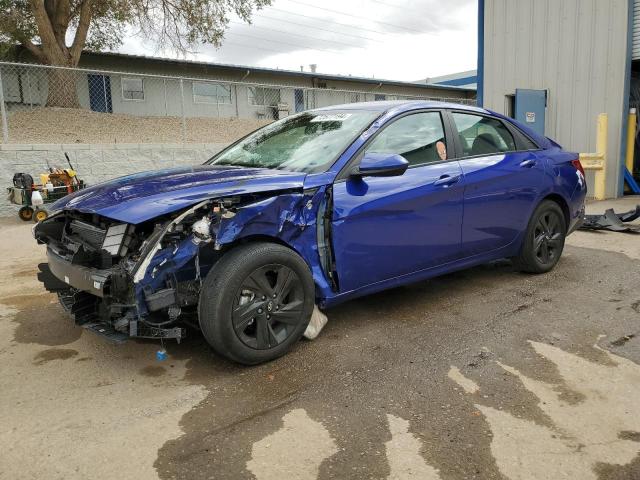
8, 160, 85, 222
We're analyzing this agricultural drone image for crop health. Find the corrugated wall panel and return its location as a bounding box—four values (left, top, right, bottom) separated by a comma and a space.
483, 0, 630, 198
634, 0, 640, 59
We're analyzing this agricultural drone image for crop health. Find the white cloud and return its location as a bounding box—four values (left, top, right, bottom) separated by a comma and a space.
117, 0, 477, 82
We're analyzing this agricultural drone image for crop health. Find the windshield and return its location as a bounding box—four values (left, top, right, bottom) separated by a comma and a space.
206, 110, 380, 173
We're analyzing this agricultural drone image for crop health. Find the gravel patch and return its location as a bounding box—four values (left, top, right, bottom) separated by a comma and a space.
3, 108, 271, 144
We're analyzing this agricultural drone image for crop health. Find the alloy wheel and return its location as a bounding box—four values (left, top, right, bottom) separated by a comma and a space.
533, 211, 563, 265
232, 264, 305, 350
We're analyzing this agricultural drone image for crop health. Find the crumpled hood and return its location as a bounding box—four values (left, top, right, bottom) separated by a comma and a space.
53, 165, 307, 224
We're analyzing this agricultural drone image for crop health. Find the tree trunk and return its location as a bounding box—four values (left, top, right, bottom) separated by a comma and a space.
46, 67, 80, 108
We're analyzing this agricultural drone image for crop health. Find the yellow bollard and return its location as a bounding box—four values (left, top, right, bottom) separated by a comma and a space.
594, 113, 608, 200
580, 113, 608, 201
626, 108, 637, 174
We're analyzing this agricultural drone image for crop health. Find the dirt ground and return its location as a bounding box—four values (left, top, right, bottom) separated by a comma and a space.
1, 198, 640, 480
3, 108, 270, 144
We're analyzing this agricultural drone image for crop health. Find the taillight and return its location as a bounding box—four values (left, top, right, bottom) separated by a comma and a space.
571, 159, 585, 177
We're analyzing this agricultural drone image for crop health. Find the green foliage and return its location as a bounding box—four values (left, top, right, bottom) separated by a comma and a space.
0, 0, 272, 66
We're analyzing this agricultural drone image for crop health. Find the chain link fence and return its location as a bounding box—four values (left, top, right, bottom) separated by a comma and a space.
0, 61, 476, 145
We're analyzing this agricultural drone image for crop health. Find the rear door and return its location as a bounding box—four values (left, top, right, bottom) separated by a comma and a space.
448, 111, 547, 257
331, 110, 465, 293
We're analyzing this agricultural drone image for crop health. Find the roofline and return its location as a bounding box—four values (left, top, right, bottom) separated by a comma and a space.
79, 50, 475, 94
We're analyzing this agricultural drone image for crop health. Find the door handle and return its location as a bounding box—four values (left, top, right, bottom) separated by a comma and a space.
520, 159, 537, 168
434, 174, 461, 187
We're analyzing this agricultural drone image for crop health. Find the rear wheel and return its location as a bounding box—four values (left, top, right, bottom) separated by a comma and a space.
18, 206, 34, 221
514, 200, 566, 274
199, 242, 315, 365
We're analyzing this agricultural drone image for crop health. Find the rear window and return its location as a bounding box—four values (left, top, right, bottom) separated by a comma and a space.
452, 113, 516, 157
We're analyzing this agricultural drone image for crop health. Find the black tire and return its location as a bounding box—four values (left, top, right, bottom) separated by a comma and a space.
18, 206, 34, 221
513, 200, 567, 274
199, 242, 315, 365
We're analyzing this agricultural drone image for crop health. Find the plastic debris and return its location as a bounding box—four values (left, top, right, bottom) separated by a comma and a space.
156, 349, 168, 361
580, 206, 640, 233
303, 306, 328, 340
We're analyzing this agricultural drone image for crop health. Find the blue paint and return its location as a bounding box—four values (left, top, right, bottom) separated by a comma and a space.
50, 166, 307, 224
356, 153, 409, 176
53, 101, 585, 315
431, 76, 478, 88
514, 89, 547, 136
87, 74, 113, 113
477, 0, 485, 107
625, 169, 640, 194
619, 0, 635, 197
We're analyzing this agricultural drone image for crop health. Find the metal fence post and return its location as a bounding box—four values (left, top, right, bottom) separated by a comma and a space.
163, 79, 168, 116
179, 78, 187, 143
26, 70, 33, 110
0, 68, 9, 143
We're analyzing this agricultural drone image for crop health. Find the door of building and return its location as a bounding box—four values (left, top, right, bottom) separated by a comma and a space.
88, 74, 113, 113
514, 89, 546, 136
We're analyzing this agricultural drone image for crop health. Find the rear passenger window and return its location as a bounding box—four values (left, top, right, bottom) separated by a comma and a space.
452, 113, 516, 157
366, 112, 448, 166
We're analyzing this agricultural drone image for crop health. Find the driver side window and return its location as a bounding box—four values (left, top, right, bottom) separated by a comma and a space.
366, 112, 448, 167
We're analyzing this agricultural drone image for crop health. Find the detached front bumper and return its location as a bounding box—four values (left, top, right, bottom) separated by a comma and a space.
45, 247, 110, 297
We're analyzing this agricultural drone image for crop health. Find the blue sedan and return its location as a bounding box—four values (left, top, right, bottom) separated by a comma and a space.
35, 101, 587, 364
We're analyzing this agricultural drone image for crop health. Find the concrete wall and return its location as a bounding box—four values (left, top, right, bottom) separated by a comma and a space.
0, 143, 228, 218
482, 0, 631, 198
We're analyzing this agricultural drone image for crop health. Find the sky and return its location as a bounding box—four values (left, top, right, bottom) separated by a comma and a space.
118, 0, 478, 83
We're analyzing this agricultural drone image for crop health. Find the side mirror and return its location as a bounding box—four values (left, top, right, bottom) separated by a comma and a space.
351, 153, 409, 178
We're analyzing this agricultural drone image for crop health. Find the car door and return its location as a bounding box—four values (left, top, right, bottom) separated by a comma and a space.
448, 111, 547, 257
331, 110, 465, 293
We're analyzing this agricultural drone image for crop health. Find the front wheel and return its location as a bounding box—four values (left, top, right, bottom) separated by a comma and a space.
513, 200, 566, 274
33, 208, 49, 223
199, 242, 315, 365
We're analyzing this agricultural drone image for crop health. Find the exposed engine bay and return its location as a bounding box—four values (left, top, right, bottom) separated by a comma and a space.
34, 187, 334, 344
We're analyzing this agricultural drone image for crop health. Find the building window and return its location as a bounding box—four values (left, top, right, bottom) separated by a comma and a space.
193, 82, 232, 105
374, 94, 386, 101
122, 77, 144, 101
248, 87, 281, 106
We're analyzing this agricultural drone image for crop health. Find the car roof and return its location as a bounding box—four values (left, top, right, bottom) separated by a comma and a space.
310, 100, 551, 150
311, 100, 487, 114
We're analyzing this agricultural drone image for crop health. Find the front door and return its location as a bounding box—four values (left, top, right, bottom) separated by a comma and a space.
331, 111, 465, 293
294, 89, 305, 113
449, 111, 547, 256
88, 74, 113, 113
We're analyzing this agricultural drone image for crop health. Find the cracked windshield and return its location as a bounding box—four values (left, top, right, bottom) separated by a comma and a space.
209, 111, 379, 173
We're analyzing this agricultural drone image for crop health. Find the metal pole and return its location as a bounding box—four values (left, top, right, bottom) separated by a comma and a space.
626, 108, 637, 173
0, 69, 9, 143
26, 70, 33, 109
234, 84, 239, 119
163, 79, 168, 116
102, 75, 108, 112
216, 84, 220, 119
179, 79, 187, 143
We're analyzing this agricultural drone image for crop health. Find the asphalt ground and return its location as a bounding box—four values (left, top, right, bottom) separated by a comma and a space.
1, 197, 639, 480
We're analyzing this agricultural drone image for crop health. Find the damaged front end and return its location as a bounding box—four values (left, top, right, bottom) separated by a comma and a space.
34, 187, 332, 344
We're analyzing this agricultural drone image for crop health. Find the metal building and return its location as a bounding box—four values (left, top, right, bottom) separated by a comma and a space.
478, 0, 635, 198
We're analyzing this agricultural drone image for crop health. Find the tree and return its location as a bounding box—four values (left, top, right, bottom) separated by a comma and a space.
0, 0, 271, 107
